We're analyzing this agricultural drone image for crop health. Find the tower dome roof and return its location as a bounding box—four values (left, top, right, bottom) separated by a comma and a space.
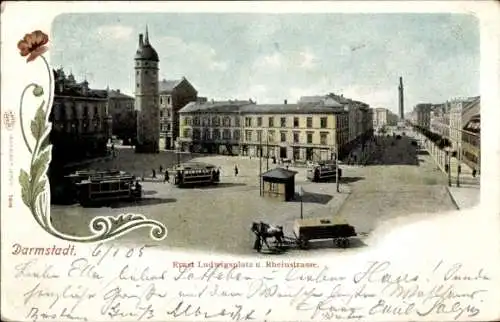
135, 45, 159, 62
134, 26, 159, 62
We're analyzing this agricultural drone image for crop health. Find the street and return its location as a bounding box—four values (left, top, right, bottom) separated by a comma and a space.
51, 132, 457, 255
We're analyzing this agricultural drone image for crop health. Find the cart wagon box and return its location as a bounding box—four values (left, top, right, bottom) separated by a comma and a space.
293, 216, 356, 246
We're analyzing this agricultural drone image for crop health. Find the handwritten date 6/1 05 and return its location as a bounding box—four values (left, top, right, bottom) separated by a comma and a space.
91, 243, 156, 265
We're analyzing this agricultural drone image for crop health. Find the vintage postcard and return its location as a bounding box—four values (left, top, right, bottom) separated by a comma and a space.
1, 1, 500, 321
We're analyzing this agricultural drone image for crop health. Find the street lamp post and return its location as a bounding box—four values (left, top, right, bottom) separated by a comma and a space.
174, 140, 180, 166
266, 133, 269, 171
298, 186, 304, 219
456, 144, 461, 187
259, 133, 263, 196
445, 147, 452, 187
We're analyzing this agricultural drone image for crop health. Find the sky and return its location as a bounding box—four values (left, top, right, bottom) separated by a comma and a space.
51, 13, 479, 114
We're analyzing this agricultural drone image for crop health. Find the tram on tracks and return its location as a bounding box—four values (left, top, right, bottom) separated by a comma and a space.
173, 162, 220, 187
306, 161, 342, 182
74, 172, 142, 207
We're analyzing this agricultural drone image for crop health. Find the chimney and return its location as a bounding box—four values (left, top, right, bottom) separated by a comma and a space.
139, 34, 144, 47
284, 99, 287, 105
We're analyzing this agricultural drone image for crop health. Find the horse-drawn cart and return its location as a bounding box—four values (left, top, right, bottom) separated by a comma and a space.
293, 217, 356, 249
251, 216, 356, 252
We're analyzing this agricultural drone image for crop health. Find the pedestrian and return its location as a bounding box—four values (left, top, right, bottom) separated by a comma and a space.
152, 169, 156, 178
472, 168, 477, 178
164, 169, 169, 183
159, 165, 163, 173
234, 165, 239, 177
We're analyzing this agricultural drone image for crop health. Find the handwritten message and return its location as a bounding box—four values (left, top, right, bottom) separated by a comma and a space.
6, 243, 494, 321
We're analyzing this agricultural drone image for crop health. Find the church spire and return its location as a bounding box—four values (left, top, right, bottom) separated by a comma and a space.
145, 25, 150, 45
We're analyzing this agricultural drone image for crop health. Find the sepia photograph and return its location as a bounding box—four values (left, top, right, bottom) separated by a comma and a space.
47, 12, 480, 255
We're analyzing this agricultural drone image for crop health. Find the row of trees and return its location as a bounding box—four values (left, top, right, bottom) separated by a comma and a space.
411, 124, 452, 149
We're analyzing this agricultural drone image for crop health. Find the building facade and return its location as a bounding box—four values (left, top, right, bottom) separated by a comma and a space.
179, 97, 357, 162
134, 27, 160, 153
415, 103, 432, 129
49, 68, 112, 164
107, 89, 135, 144
159, 78, 198, 150
373, 107, 388, 128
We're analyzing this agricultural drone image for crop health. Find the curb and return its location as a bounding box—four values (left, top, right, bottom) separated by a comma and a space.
445, 186, 461, 210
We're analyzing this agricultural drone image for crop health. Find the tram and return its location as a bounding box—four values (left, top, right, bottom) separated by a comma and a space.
75, 173, 142, 206
173, 162, 220, 187
306, 161, 342, 182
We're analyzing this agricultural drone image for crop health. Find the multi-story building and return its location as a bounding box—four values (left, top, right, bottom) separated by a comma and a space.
179, 97, 352, 162
107, 88, 135, 144
454, 97, 480, 169
178, 100, 251, 154
415, 103, 432, 129
134, 27, 160, 153
49, 68, 112, 164
159, 77, 198, 150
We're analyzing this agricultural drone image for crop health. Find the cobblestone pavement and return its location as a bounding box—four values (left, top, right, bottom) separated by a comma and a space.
51, 133, 461, 255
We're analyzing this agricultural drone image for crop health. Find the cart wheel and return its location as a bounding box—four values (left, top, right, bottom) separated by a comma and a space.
298, 237, 309, 249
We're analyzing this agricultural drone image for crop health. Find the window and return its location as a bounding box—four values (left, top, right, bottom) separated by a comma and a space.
233, 130, 240, 141
202, 117, 209, 126
268, 117, 274, 127
193, 129, 201, 140
293, 132, 300, 143
257, 117, 262, 127
223, 117, 231, 127
193, 116, 200, 126
160, 111, 164, 118
320, 117, 327, 128
235, 117, 240, 127
306, 117, 313, 128
257, 130, 262, 142
223, 129, 231, 140
212, 116, 220, 127
137, 83, 140, 88
280, 117, 286, 128
294, 117, 299, 128
245, 130, 253, 141
269, 183, 279, 193
203, 129, 210, 140
182, 117, 188, 126
320, 132, 328, 145
307, 132, 313, 144
245, 117, 252, 127
213, 129, 220, 140
183, 128, 190, 138
268, 130, 275, 143
280, 131, 286, 142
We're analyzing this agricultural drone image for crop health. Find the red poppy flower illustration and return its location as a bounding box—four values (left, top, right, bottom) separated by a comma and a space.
17, 30, 49, 63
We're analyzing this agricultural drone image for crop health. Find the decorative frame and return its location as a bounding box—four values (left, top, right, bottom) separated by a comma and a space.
17, 30, 167, 242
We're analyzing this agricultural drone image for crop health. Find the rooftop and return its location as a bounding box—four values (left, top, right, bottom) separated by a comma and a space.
262, 167, 298, 180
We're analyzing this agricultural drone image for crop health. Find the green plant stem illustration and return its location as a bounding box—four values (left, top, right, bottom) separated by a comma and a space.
18, 55, 167, 242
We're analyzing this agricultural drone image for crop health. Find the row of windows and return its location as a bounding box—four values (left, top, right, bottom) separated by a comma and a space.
183, 116, 239, 127
183, 128, 241, 141
160, 96, 172, 105
136, 70, 157, 76
242, 130, 329, 145
244, 116, 329, 129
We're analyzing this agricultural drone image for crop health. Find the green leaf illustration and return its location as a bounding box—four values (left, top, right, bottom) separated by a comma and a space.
30, 104, 47, 140
30, 150, 50, 184
19, 170, 31, 207
32, 179, 46, 200
39, 135, 51, 152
